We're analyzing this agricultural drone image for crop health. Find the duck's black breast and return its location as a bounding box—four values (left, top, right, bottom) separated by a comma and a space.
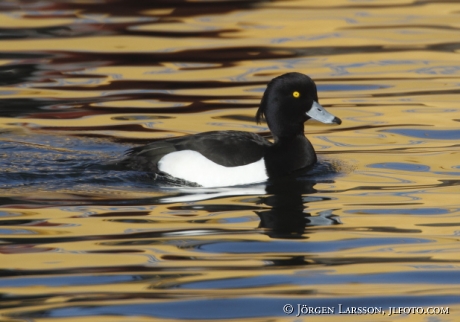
121, 130, 271, 172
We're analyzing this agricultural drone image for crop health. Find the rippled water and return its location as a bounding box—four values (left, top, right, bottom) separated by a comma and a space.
1, 0, 460, 321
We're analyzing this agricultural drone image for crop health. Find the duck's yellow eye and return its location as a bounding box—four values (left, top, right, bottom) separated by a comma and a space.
292, 91, 300, 98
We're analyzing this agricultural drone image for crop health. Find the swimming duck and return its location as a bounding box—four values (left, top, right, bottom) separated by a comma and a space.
121, 72, 341, 187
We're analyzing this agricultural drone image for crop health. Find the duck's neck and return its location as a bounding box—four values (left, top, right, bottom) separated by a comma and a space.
264, 133, 317, 178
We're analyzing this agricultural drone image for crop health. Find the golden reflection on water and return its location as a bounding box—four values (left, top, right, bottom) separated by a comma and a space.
1, 0, 460, 321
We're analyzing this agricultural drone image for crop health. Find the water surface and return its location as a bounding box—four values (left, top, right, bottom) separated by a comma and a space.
1, 0, 460, 321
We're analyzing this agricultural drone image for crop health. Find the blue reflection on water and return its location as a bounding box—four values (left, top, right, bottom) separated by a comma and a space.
25, 296, 460, 319
197, 238, 431, 254
0, 228, 36, 235
368, 162, 460, 178
248, 83, 390, 92
345, 208, 452, 215
382, 129, 460, 140
319, 84, 390, 91
368, 162, 430, 172
181, 270, 460, 290
413, 66, 460, 75
0, 275, 136, 287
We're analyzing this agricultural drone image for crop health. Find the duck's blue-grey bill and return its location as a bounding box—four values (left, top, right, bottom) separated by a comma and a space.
306, 101, 342, 125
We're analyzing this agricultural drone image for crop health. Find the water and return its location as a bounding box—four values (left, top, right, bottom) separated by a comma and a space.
1, 0, 460, 321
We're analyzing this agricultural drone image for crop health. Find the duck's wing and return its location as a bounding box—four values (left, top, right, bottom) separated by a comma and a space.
178, 131, 271, 167
120, 131, 271, 172
120, 140, 177, 172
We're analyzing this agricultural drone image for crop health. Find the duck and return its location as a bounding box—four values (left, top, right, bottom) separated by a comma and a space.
120, 72, 341, 187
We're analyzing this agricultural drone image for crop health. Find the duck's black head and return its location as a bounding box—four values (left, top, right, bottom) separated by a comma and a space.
256, 72, 341, 139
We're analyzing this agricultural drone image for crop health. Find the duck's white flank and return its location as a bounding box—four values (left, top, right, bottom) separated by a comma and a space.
158, 150, 268, 187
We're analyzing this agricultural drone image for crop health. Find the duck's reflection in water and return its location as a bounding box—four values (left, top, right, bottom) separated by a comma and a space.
158, 171, 342, 239
257, 178, 341, 239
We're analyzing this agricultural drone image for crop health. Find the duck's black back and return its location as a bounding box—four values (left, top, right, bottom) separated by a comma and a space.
121, 130, 271, 172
